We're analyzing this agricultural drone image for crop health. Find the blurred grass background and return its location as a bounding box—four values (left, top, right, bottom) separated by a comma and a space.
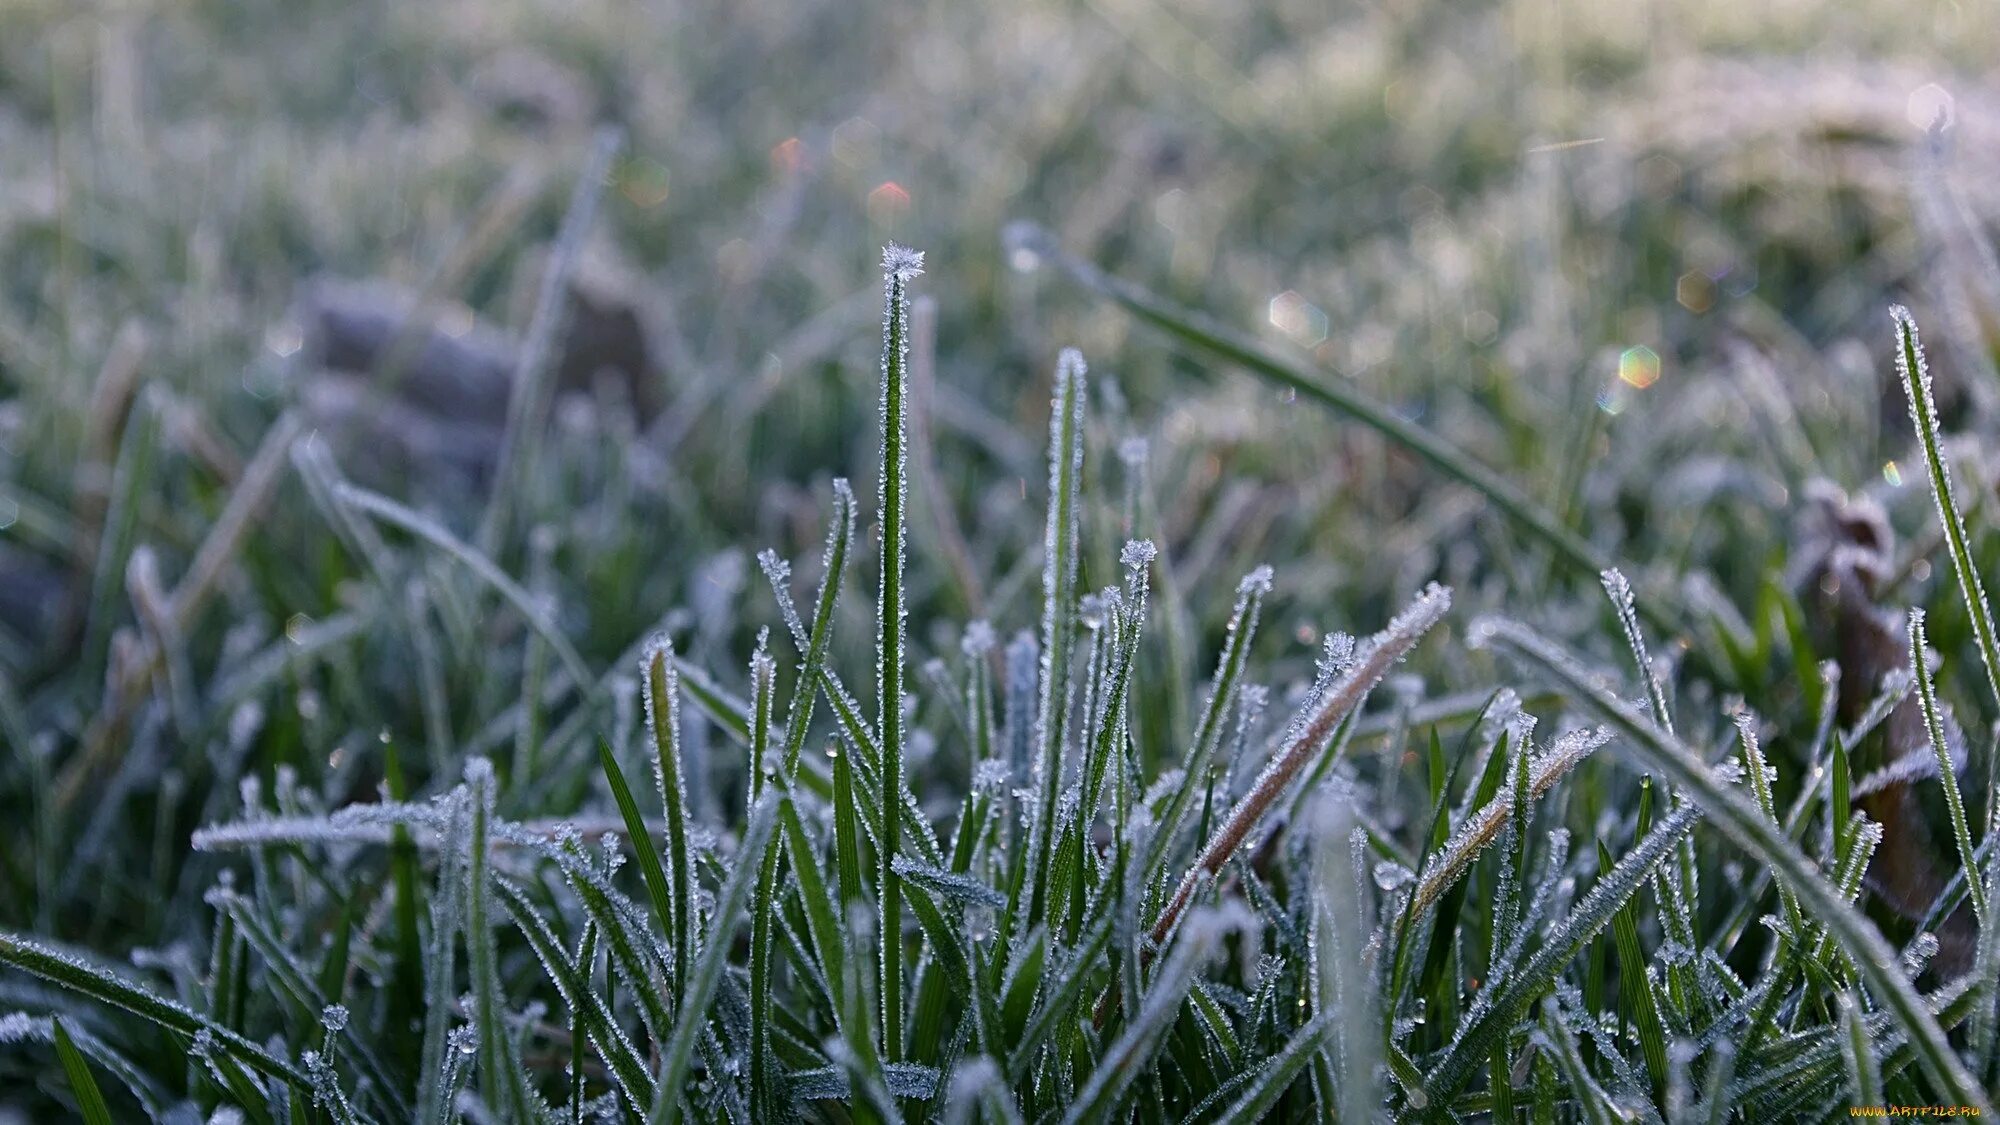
4, 0, 2000, 1099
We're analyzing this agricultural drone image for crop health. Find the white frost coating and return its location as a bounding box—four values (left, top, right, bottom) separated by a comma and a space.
1117, 435, 1150, 468
1023, 348, 1088, 917
638, 632, 688, 826
1120, 539, 1157, 569
756, 549, 809, 651
961, 619, 997, 657
882, 243, 926, 281
1408, 725, 1610, 921
1237, 565, 1275, 597
972, 758, 1010, 795
1894, 305, 2000, 710
320, 1003, 349, 1032
1601, 567, 1673, 735
1322, 633, 1357, 677
0, 1013, 47, 1042
1903, 931, 1941, 978
1154, 584, 1452, 946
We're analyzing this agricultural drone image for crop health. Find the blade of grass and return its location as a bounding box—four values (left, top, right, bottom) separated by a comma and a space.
1423, 802, 1699, 1104
1019, 347, 1088, 942
0, 931, 308, 1088
1893, 307, 2000, 713
598, 740, 677, 953
1839, 991, 1882, 1106
1907, 607, 1988, 925
1152, 584, 1451, 952
1007, 222, 1687, 634
478, 126, 623, 553
52, 1016, 115, 1125
651, 793, 778, 1125
641, 638, 695, 1008
1471, 614, 1992, 1112
875, 244, 923, 1064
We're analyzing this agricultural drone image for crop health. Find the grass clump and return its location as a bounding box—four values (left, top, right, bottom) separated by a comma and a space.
6, 231, 2000, 1124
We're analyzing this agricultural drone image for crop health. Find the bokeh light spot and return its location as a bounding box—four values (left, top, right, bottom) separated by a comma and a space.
868, 181, 911, 224
1618, 345, 1661, 389
770, 136, 803, 176
1268, 290, 1328, 347
1675, 271, 1714, 314
1908, 83, 1955, 132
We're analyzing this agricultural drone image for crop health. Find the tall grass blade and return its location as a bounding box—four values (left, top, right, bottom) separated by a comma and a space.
642, 637, 696, 1004
1892, 306, 2000, 713
1471, 614, 1992, 1112
651, 792, 778, 1125
479, 126, 623, 552
51, 1016, 115, 1125
1153, 584, 1450, 951
1907, 608, 1988, 925
1006, 222, 1668, 625
875, 243, 923, 1064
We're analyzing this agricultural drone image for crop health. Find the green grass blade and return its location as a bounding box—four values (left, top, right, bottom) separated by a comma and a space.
1893, 306, 2000, 714
1009, 222, 1665, 625
1471, 614, 1993, 1113
875, 244, 922, 1064
598, 740, 677, 954
1839, 991, 1883, 1106
750, 799, 786, 1119
651, 792, 778, 1125
773, 479, 856, 773
51, 1016, 115, 1125
465, 761, 540, 1121
1427, 800, 1700, 1104
1600, 836, 1668, 1092
498, 879, 656, 1112
1020, 346, 1088, 941
0, 931, 308, 1088
1536, 998, 1618, 1125
641, 638, 696, 1007
1154, 584, 1451, 951
1907, 607, 1988, 925
778, 792, 849, 1008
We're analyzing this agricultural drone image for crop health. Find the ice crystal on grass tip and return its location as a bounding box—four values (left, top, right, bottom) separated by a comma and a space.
1237, 564, 1275, 597
1120, 539, 1157, 569
962, 619, 997, 656
882, 243, 925, 281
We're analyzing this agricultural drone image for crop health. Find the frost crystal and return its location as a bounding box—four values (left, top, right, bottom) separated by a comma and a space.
1373, 861, 1415, 891
1117, 436, 1150, 468
882, 243, 926, 281
1902, 932, 1940, 977
1120, 539, 1157, 569
972, 758, 1010, 795
320, 1003, 350, 1032
1321, 632, 1358, 677
1238, 565, 1275, 597
961, 619, 997, 657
